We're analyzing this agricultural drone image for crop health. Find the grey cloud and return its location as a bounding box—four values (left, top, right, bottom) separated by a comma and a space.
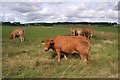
2, 3, 43, 13
11, 3, 41, 13
24, 12, 52, 21
1, 2, 118, 23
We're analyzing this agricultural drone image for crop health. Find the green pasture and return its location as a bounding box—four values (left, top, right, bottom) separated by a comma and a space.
2, 25, 119, 78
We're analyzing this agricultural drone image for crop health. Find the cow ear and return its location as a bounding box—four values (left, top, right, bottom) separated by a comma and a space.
50, 40, 54, 45
41, 41, 45, 45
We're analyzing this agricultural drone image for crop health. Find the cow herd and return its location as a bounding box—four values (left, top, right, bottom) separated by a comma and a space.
9, 27, 93, 64
69, 28, 93, 39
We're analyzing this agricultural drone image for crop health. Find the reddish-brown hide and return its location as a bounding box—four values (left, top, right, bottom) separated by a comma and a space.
41, 36, 91, 64
10, 28, 25, 42
69, 28, 82, 36
82, 28, 93, 39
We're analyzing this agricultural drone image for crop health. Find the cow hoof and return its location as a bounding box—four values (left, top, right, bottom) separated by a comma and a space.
86, 61, 90, 64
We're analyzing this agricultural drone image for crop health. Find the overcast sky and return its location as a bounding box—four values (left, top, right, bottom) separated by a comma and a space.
0, 0, 119, 23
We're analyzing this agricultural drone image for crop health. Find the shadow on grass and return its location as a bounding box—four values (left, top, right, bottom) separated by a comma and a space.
50, 52, 81, 60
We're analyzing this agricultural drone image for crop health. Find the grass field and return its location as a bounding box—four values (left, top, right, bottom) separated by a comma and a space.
2, 25, 119, 78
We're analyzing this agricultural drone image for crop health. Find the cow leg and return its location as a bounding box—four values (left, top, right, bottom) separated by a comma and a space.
82, 33, 84, 36
23, 37, 25, 41
20, 35, 25, 42
22, 36, 25, 41
20, 36, 23, 42
64, 54, 68, 60
56, 49, 61, 61
87, 35, 88, 38
80, 53, 87, 63
90, 34, 92, 39
88, 34, 91, 39
12, 35, 16, 42
87, 49, 91, 64
87, 34, 89, 39
83, 33, 85, 36
71, 32, 73, 36
12, 35, 15, 41
73, 32, 75, 36
83, 33, 86, 37
75, 31, 77, 36
73, 31, 75, 36
89, 34, 92, 39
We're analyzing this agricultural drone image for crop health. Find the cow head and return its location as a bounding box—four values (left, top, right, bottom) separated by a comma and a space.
41, 38, 54, 51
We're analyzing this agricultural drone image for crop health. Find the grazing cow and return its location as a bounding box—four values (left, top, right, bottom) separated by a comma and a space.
69, 28, 76, 36
82, 28, 93, 39
69, 28, 82, 36
75, 28, 82, 36
10, 28, 25, 42
41, 36, 91, 64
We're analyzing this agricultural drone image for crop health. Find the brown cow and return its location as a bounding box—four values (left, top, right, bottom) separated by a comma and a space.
69, 28, 76, 36
10, 28, 25, 42
82, 28, 93, 39
69, 28, 82, 36
41, 36, 91, 64
75, 28, 82, 36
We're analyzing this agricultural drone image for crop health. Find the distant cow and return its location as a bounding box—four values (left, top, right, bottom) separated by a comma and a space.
41, 36, 91, 64
69, 28, 76, 36
82, 28, 93, 39
10, 28, 25, 42
69, 28, 82, 36
75, 28, 82, 36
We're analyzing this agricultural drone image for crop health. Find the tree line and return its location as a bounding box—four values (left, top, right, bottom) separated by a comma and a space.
1, 21, 118, 26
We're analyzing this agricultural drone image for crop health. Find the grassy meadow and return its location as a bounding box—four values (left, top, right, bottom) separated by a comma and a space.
2, 25, 119, 78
